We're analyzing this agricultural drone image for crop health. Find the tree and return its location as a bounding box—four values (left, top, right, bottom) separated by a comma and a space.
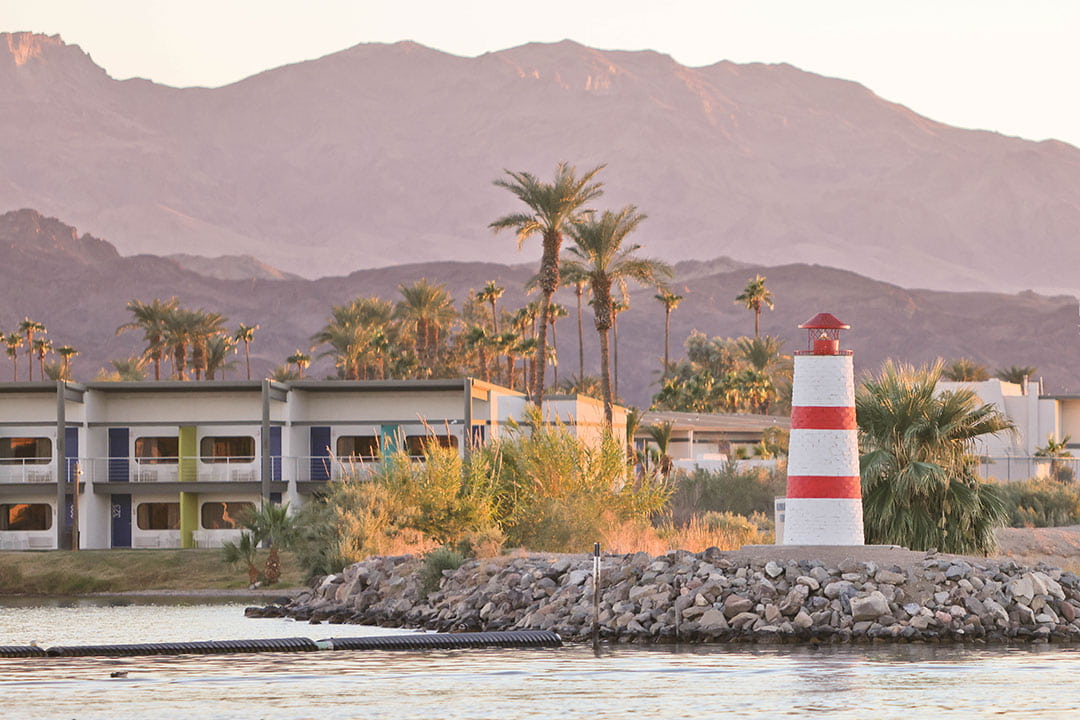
189, 311, 227, 381
1036, 434, 1074, 483
564, 205, 672, 427
857, 360, 1013, 555
463, 325, 493, 382
476, 282, 505, 334
18, 318, 46, 381
164, 307, 200, 380
655, 289, 684, 376
4, 333, 23, 381
269, 364, 298, 382
116, 298, 178, 381
234, 324, 259, 380
221, 531, 262, 585
735, 275, 774, 338
560, 265, 590, 382
490, 162, 605, 405
96, 356, 148, 382
942, 358, 990, 382
287, 349, 311, 379
205, 334, 237, 380
56, 345, 79, 381
547, 302, 568, 385
995, 365, 1037, 385
611, 298, 628, 401
394, 279, 457, 369
32, 337, 53, 380
646, 421, 675, 476
243, 502, 297, 585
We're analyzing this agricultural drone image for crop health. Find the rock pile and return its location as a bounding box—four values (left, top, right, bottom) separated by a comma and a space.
249, 550, 1080, 643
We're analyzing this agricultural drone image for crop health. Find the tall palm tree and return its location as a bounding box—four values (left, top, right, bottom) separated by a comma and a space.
312, 297, 395, 381
463, 325, 493, 382
655, 289, 684, 375
563, 205, 672, 427
287, 349, 311, 379
116, 298, 178, 381
189, 311, 227, 381
56, 345, 79, 381
32, 337, 53, 380
164, 308, 200, 380
735, 274, 774, 338
490, 162, 605, 405
857, 360, 1013, 555
476, 282, 505, 334
942, 358, 990, 382
234, 324, 259, 380
205, 334, 237, 380
4, 333, 23, 381
611, 298, 628, 401
547, 302, 568, 385
18, 318, 46, 381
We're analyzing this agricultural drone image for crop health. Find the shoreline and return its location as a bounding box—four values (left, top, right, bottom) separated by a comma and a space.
249, 547, 1080, 645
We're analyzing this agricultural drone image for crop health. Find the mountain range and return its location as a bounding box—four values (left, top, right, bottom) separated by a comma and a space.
2, 208, 1077, 408
2, 31, 1080, 295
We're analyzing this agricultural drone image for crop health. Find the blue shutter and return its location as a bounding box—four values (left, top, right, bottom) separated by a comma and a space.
108, 428, 130, 483
111, 494, 132, 548
270, 426, 282, 482
310, 426, 331, 481
64, 426, 79, 484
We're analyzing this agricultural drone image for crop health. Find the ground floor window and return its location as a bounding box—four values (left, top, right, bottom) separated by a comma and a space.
336, 435, 380, 460
0, 503, 52, 531
201, 501, 254, 529
136, 502, 180, 530
0, 437, 52, 464
200, 436, 255, 463
406, 434, 458, 457
134, 436, 179, 464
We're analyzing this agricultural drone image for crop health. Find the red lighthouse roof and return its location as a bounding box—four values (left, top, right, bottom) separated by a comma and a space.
798, 312, 849, 330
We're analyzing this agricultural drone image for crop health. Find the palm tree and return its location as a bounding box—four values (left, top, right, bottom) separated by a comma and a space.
735, 275, 774, 338
269, 364, 298, 382
32, 337, 53, 379
18, 318, 46, 381
287, 349, 311, 379
476, 282, 505, 334
560, 265, 590, 382
563, 205, 672, 427
1036, 434, 1074, 483
995, 365, 1037, 385
98, 356, 147, 382
222, 531, 261, 585
547, 302, 568, 385
4, 333, 23, 381
189, 311, 227, 381
490, 162, 605, 405
611, 298, 628, 401
164, 307, 200, 380
655, 289, 683, 375
857, 360, 1013, 555
244, 502, 296, 585
646, 421, 675, 476
205, 334, 237, 380
463, 325, 493, 382
394, 279, 457, 369
234, 324, 259, 380
116, 298, 178, 381
312, 297, 395, 381
56, 345, 79, 381
942, 358, 990, 382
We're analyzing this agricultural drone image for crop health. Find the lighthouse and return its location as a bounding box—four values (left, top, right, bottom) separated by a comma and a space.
782, 313, 864, 545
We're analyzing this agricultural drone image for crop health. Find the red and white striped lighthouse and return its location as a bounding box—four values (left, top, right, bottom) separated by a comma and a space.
782, 313, 864, 545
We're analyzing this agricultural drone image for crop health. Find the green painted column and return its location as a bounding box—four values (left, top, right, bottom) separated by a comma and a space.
178, 426, 198, 548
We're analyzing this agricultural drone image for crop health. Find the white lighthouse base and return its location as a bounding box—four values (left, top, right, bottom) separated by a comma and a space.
782, 498, 865, 546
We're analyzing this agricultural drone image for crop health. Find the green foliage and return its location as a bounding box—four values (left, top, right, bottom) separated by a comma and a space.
221, 530, 261, 584
995, 365, 1037, 385
996, 479, 1080, 528
418, 547, 466, 597
942, 358, 990, 382
858, 360, 1013, 555
669, 461, 786, 524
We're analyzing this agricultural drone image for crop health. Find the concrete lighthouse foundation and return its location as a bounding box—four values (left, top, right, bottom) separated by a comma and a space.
782, 313, 864, 546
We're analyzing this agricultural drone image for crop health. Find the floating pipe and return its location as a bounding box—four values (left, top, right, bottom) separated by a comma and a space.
46, 637, 319, 657
316, 630, 562, 651
0, 645, 48, 658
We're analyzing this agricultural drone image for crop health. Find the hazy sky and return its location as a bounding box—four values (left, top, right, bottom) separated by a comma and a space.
9, 1, 1080, 147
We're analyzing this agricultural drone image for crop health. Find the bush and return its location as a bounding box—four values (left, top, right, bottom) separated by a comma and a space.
669, 461, 785, 524
997, 478, 1080, 528
418, 547, 466, 597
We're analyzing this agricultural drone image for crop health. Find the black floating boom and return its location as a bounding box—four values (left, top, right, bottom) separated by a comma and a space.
0, 645, 48, 658
317, 630, 562, 651
45, 637, 319, 658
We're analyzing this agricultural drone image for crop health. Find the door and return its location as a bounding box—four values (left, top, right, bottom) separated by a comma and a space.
111, 494, 132, 548
64, 426, 79, 483
108, 428, 130, 483
270, 426, 282, 482
309, 426, 331, 481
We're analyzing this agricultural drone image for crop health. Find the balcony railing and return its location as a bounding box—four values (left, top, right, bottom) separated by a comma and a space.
0, 459, 54, 484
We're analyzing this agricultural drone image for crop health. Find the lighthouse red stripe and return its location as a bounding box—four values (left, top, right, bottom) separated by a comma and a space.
790, 406, 856, 430
786, 475, 862, 499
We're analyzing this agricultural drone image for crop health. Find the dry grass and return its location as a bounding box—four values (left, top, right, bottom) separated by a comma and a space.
0, 549, 306, 595
602, 513, 774, 555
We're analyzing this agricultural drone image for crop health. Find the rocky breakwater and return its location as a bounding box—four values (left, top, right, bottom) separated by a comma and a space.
249, 550, 1080, 644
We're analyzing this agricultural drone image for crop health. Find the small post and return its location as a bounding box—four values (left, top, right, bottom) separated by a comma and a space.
592, 542, 601, 649
673, 575, 680, 643
71, 462, 81, 551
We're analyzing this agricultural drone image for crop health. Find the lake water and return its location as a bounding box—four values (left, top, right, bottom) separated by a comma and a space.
3, 597, 1080, 719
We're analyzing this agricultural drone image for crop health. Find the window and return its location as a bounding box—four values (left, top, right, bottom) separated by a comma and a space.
200, 436, 255, 463
0, 503, 52, 531
136, 502, 180, 530
336, 435, 380, 460
200, 501, 254, 530
134, 436, 179, 464
406, 434, 458, 457
0, 437, 52, 465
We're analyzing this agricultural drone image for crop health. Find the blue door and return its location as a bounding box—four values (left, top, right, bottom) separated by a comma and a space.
111, 494, 132, 548
310, 426, 331, 481
108, 428, 130, 483
64, 426, 79, 484
270, 426, 282, 482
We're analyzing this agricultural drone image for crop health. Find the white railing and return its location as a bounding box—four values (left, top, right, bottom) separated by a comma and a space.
0, 459, 54, 484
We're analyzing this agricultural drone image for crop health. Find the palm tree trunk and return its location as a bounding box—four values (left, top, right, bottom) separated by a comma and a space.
490, 300, 498, 334
244, 341, 252, 381
754, 306, 760, 339
613, 313, 619, 401
663, 308, 671, 375
551, 319, 559, 386
576, 283, 584, 381
534, 229, 562, 407
598, 325, 614, 429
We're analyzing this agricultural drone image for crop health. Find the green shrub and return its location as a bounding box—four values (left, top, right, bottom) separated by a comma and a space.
418, 547, 466, 597
997, 478, 1080, 528
670, 461, 785, 524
